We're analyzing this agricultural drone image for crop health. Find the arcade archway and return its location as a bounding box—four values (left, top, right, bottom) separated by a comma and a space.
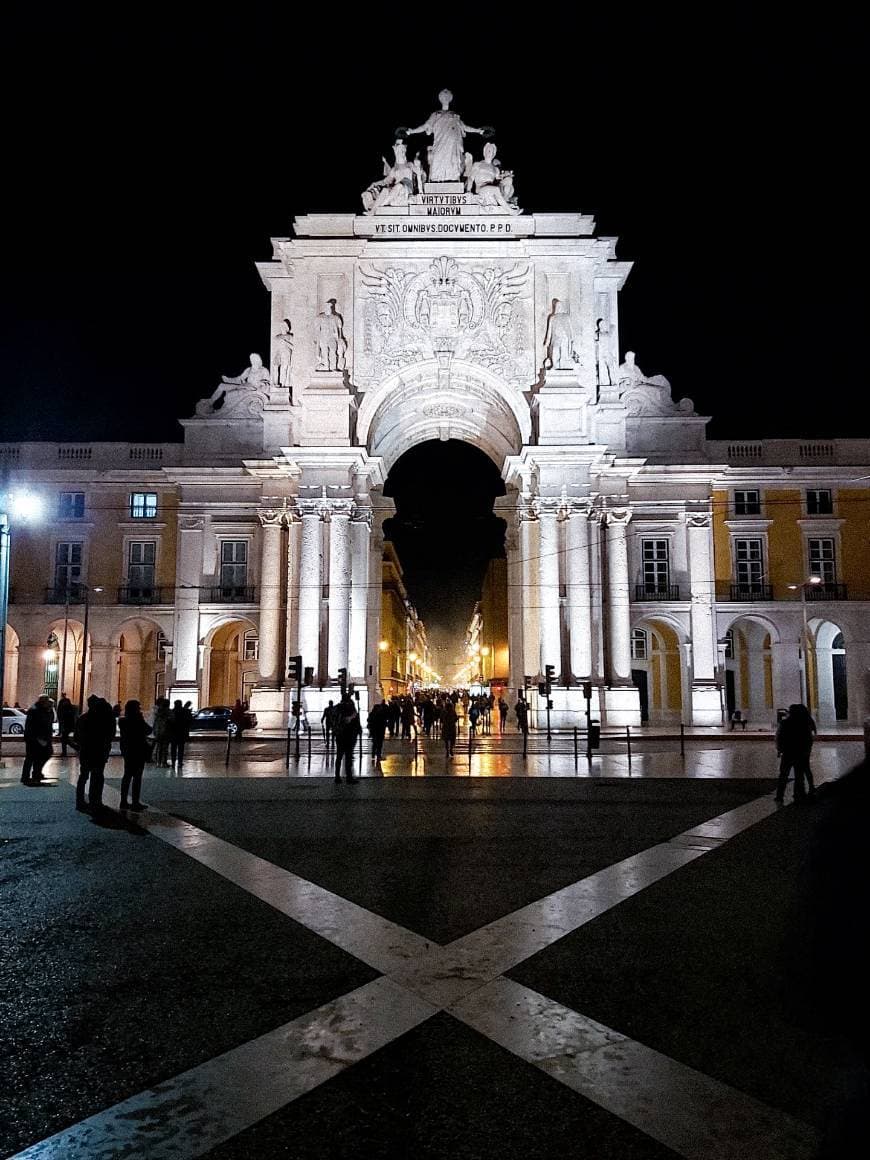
808, 619, 847, 722
723, 615, 778, 724
204, 619, 259, 706
115, 618, 166, 712
630, 617, 686, 723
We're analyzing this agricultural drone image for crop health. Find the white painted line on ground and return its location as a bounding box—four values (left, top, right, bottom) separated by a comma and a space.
450, 977, 817, 1160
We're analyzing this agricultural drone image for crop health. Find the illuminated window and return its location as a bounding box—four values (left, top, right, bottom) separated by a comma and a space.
130, 492, 158, 519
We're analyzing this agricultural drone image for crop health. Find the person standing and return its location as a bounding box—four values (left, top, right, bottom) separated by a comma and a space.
367, 700, 388, 768
498, 696, 509, 733
321, 700, 335, 747
119, 700, 152, 811
775, 703, 817, 803
74, 695, 115, 812
333, 695, 362, 782
515, 697, 529, 738
169, 699, 191, 770
152, 698, 171, 767
442, 698, 458, 759
21, 696, 55, 785
56, 692, 77, 758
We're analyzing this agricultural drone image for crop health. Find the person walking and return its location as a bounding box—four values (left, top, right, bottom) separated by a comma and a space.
152, 698, 171, 767
21, 696, 55, 785
169, 699, 191, 770
230, 699, 248, 739
367, 700, 388, 768
498, 695, 508, 733
442, 698, 458, 759
515, 698, 529, 738
56, 692, 78, 758
74, 695, 115, 812
775, 703, 817, 803
333, 694, 362, 782
321, 700, 336, 747
119, 700, 153, 811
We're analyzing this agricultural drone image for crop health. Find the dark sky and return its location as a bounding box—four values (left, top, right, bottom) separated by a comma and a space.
2, 11, 866, 648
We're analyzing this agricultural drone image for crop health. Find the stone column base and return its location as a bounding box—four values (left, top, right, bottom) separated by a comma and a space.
526, 685, 603, 731
691, 683, 723, 727
248, 686, 290, 731
602, 685, 642, 727
167, 683, 201, 711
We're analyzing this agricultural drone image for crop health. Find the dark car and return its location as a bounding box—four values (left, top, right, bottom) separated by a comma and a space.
190, 705, 257, 736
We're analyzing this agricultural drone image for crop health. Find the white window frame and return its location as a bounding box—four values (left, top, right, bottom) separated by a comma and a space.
129, 491, 159, 519
733, 489, 762, 516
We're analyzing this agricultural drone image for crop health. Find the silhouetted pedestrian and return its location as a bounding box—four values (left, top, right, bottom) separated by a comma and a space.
74, 695, 115, 811
775, 703, 817, 803
442, 700, 457, 758
21, 696, 54, 785
514, 698, 529, 737
334, 695, 361, 782
498, 696, 508, 733
56, 692, 78, 757
152, 698, 171, 766
367, 700, 388, 766
168, 699, 191, 769
119, 699, 152, 811
321, 700, 336, 747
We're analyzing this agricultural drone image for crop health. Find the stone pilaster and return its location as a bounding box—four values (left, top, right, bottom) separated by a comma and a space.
505, 520, 524, 691
537, 500, 562, 676
256, 504, 287, 688
326, 500, 353, 678
606, 508, 633, 683
349, 506, 372, 684
565, 502, 592, 681
685, 509, 721, 724
518, 501, 540, 680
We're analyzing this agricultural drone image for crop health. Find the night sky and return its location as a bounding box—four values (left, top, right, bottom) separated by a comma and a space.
2, 12, 866, 651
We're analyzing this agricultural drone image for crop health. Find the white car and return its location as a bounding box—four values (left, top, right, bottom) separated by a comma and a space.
1, 707, 27, 735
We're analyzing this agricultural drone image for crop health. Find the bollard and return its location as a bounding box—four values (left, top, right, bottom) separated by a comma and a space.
224, 726, 232, 767
307, 725, 312, 763
469, 726, 473, 775
573, 726, 578, 764
285, 727, 292, 767
522, 728, 528, 759
626, 725, 632, 770
680, 722, 685, 758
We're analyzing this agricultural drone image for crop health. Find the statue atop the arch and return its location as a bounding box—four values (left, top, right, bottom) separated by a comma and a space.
194, 353, 271, 416
465, 143, 521, 214
617, 351, 695, 416
361, 140, 425, 213
406, 89, 487, 182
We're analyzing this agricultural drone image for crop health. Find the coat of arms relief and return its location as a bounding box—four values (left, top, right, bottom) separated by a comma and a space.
355, 257, 532, 388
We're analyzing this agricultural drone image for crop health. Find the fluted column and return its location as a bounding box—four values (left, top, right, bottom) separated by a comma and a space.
606, 509, 632, 683
327, 501, 353, 677
519, 503, 540, 679
348, 506, 371, 682
566, 504, 592, 680
505, 520, 524, 690
537, 501, 561, 676
256, 507, 286, 686
297, 502, 323, 679
685, 512, 716, 680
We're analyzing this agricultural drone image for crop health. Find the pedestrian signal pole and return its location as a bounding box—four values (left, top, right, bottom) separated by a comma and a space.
287, 654, 302, 760
544, 664, 555, 742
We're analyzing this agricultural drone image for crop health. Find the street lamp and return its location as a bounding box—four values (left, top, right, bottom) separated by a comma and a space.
787, 576, 822, 706
1, 490, 44, 762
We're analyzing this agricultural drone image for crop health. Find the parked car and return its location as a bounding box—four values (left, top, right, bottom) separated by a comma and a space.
1, 707, 27, 735
190, 705, 257, 736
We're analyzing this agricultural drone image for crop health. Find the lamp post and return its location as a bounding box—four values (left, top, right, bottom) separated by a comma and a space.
788, 576, 822, 706
1, 490, 43, 763
77, 584, 104, 714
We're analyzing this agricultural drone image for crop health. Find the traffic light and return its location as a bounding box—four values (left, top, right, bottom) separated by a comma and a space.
538, 682, 547, 697
524, 674, 533, 690
544, 664, 556, 694
338, 667, 348, 694
287, 654, 302, 682
582, 681, 592, 701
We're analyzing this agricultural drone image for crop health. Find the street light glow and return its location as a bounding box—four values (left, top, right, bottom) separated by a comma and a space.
7, 491, 43, 521
378, 639, 389, 651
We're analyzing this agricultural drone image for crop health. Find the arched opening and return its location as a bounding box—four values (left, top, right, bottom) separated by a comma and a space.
631, 618, 685, 724
204, 619, 259, 707
382, 440, 508, 691
45, 618, 86, 706
809, 619, 847, 723
115, 618, 167, 713
723, 616, 776, 724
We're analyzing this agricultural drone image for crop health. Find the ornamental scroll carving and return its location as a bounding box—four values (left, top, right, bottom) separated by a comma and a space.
357, 256, 532, 387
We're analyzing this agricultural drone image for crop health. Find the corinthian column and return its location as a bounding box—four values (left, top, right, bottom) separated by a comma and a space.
606, 508, 632, 683
256, 506, 286, 687
537, 501, 561, 677
686, 511, 716, 680
297, 503, 323, 680
327, 501, 353, 678
349, 506, 372, 683
505, 520, 524, 689
566, 504, 592, 680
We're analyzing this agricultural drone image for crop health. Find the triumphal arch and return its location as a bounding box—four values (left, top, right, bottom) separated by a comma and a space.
184, 91, 717, 729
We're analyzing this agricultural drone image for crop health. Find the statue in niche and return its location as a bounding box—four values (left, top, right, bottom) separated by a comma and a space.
316, 299, 347, 372
465, 142, 521, 213
543, 299, 577, 370
195, 353, 271, 416
595, 316, 614, 390
361, 140, 420, 213
406, 89, 487, 182
273, 319, 294, 391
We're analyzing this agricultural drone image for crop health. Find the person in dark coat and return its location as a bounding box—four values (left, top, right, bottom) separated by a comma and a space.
21, 696, 55, 785
56, 692, 78, 757
168, 699, 192, 769
333, 695, 362, 782
441, 699, 458, 758
119, 699, 152, 810
74, 695, 115, 811
367, 700, 388, 767
775, 703, 817, 803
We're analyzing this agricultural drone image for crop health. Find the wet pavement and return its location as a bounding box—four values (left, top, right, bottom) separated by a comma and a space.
1, 742, 865, 1157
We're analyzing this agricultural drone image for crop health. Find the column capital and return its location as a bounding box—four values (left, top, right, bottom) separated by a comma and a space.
351, 505, 373, 529
684, 510, 712, 529
606, 507, 632, 527
178, 515, 205, 531
322, 498, 355, 521
258, 498, 292, 528
296, 498, 326, 519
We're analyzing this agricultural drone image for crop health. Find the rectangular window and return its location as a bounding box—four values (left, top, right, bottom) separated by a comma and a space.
130, 492, 158, 519
155, 630, 168, 661
128, 541, 156, 593
641, 539, 670, 593
734, 490, 761, 515
58, 491, 85, 520
243, 631, 259, 661
54, 542, 82, 592
631, 629, 648, 660
808, 537, 836, 585
734, 537, 764, 590
806, 489, 833, 515
220, 541, 248, 596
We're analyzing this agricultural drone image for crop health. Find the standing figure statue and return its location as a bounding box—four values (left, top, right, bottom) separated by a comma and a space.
543, 300, 577, 370
316, 299, 347, 372
274, 319, 294, 390
407, 89, 485, 182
